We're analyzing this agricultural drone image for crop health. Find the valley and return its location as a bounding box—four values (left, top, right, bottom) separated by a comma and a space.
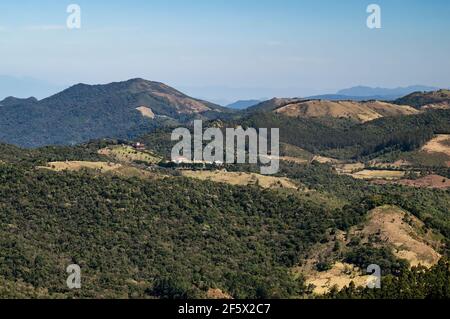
0, 81, 449, 300
2, 0, 450, 306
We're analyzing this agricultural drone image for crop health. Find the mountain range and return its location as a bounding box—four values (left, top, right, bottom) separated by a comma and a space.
226, 100, 262, 109
0, 78, 230, 148
1, 78, 449, 148
336, 85, 439, 98
223, 85, 442, 108
1, 78, 450, 299
305, 85, 440, 101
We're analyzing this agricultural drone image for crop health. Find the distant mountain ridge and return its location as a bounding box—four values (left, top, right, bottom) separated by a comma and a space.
0, 78, 229, 148
305, 94, 399, 101
336, 85, 439, 99
0, 96, 38, 107
226, 100, 262, 109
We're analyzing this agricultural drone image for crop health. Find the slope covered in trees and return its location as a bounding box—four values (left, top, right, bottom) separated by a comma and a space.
394, 89, 450, 109
0, 79, 232, 148
236, 109, 450, 159
326, 259, 450, 299
0, 161, 368, 298
0, 141, 448, 299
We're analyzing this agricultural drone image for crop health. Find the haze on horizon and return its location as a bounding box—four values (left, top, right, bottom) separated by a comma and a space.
0, 0, 449, 103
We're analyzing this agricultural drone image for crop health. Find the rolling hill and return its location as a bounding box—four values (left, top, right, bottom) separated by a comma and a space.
394, 89, 450, 109
274, 100, 418, 123
246, 98, 301, 113
0, 139, 448, 299
236, 109, 450, 159
0, 78, 230, 148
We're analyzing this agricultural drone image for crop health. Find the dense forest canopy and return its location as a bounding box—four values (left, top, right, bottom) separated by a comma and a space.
1, 88, 450, 299
0, 140, 448, 298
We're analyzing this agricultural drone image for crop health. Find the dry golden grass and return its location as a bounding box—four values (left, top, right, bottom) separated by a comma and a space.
39, 161, 122, 172
206, 288, 232, 299
38, 160, 163, 180
421, 134, 450, 157
359, 206, 441, 268
305, 262, 375, 295
369, 159, 412, 169
299, 205, 442, 295
350, 169, 406, 180
312, 155, 341, 164
334, 162, 365, 174
275, 100, 418, 123
263, 154, 309, 165
421, 102, 450, 110
181, 170, 299, 190
278, 156, 309, 164
136, 106, 155, 119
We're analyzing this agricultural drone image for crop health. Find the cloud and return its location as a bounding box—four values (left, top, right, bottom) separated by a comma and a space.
24, 25, 66, 31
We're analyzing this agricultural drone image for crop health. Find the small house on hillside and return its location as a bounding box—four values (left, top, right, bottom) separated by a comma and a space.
132, 142, 146, 150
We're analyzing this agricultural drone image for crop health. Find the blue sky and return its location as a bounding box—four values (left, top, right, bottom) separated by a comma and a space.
0, 0, 449, 102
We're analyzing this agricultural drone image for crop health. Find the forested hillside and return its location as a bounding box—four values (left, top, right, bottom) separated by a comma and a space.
0, 79, 232, 148
237, 109, 450, 159
0, 142, 448, 299
394, 89, 450, 109
0, 163, 360, 298
1, 88, 450, 299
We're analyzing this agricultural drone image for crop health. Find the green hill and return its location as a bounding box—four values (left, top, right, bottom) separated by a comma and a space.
235, 109, 450, 159
0, 142, 448, 299
0, 79, 231, 148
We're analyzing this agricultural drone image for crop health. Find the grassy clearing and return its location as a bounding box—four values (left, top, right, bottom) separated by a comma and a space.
181, 170, 299, 190
98, 145, 161, 164
37, 160, 164, 180
304, 262, 373, 295
334, 162, 365, 174
350, 170, 406, 180
298, 205, 442, 295
38, 161, 122, 172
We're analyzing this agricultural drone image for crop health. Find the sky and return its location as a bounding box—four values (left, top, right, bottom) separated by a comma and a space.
0, 0, 449, 103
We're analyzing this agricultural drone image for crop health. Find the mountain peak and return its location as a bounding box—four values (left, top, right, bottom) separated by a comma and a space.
0, 96, 38, 106
0, 79, 227, 147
